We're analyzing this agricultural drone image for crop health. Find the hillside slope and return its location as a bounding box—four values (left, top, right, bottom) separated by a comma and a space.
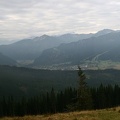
33, 31, 120, 67
0, 29, 114, 62
0, 33, 94, 61
0, 65, 120, 96
1, 107, 120, 120
0, 53, 16, 66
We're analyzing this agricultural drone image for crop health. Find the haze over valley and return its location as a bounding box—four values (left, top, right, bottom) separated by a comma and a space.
0, 29, 120, 70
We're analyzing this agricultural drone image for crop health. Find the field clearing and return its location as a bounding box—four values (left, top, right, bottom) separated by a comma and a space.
83, 60, 120, 70
1, 107, 120, 120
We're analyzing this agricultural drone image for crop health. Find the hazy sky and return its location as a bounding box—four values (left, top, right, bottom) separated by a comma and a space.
0, 0, 120, 42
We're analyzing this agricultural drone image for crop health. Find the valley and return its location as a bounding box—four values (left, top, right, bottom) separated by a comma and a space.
1, 0, 120, 118
1, 29, 120, 70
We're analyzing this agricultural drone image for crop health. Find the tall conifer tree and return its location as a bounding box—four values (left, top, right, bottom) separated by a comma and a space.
77, 66, 93, 110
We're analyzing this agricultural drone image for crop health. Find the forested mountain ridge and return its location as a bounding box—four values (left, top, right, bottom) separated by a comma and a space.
0, 33, 94, 61
33, 31, 120, 68
0, 35, 62, 60
0, 65, 120, 97
0, 53, 16, 65
0, 29, 114, 62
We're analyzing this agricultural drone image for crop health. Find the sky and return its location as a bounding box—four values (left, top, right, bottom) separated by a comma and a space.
0, 0, 120, 43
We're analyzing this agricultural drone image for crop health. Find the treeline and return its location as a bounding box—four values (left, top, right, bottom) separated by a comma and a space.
0, 88, 76, 117
1, 65, 120, 97
0, 84, 120, 117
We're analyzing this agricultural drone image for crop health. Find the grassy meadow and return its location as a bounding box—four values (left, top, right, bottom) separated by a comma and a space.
1, 107, 120, 120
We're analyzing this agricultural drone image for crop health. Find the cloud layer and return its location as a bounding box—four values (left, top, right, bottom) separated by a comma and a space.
0, 0, 120, 41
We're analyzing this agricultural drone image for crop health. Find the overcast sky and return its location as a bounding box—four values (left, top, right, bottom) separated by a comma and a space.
0, 0, 120, 42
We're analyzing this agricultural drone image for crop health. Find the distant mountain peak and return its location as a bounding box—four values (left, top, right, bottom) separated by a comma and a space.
95, 29, 114, 37
33, 34, 50, 42
40, 34, 50, 39
99, 29, 114, 32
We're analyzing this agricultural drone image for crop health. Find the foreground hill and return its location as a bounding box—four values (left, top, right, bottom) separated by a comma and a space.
1, 107, 120, 120
0, 65, 120, 97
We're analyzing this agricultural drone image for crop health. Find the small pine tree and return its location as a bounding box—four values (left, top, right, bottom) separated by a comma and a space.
50, 88, 56, 113
77, 66, 93, 110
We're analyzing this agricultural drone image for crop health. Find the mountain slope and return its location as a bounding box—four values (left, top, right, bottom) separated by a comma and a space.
0, 29, 114, 62
1, 65, 120, 96
0, 53, 16, 65
0, 35, 62, 60
94, 29, 115, 37
33, 31, 120, 67
0, 34, 93, 61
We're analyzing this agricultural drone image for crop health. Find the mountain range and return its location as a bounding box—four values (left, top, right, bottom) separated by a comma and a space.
0, 29, 120, 69
33, 30, 120, 68
0, 33, 95, 61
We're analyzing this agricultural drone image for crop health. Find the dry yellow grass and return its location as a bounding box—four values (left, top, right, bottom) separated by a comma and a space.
1, 107, 120, 120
